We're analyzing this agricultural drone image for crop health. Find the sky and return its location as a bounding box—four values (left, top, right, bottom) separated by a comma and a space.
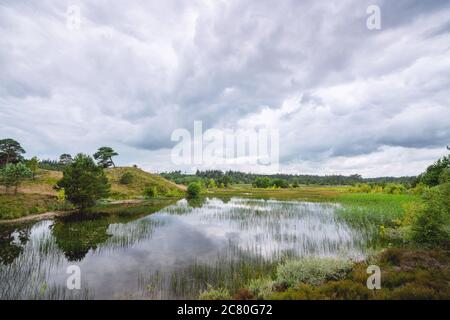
1, 0, 449, 177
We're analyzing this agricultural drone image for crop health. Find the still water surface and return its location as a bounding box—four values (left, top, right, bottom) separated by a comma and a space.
0, 197, 367, 299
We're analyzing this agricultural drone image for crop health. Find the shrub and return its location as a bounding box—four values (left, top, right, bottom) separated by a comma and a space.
252, 177, 271, 188
271, 178, 289, 188
276, 257, 352, 287
233, 288, 254, 300
384, 183, 406, 195
187, 182, 201, 198
410, 183, 429, 195
410, 187, 449, 246
247, 277, 274, 299
389, 283, 437, 300
198, 286, 231, 300
268, 284, 326, 300
319, 279, 371, 300
143, 186, 158, 198
119, 172, 133, 185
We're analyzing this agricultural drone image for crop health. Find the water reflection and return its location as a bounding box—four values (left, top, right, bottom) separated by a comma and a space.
0, 197, 368, 299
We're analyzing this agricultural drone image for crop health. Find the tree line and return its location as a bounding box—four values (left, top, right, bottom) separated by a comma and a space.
161, 169, 417, 188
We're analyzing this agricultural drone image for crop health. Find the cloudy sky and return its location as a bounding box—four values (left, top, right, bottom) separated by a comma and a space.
1, 0, 449, 177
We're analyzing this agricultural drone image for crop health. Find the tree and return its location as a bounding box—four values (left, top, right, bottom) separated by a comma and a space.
25, 156, 39, 180
0, 163, 32, 194
253, 177, 271, 188
207, 178, 217, 189
0, 139, 25, 167
56, 154, 110, 210
418, 155, 450, 187
271, 178, 289, 188
187, 182, 201, 198
93, 147, 118, 168
59, 153, 73, 165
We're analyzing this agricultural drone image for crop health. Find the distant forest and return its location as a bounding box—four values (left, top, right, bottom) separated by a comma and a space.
160, 170, 417, 187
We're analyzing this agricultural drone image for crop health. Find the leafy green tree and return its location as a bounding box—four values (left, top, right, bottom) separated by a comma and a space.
207, 178, 217, 189
409, 184, 450, 246
59, 153, 73, 165
93, 147, 118, 168
0, 163, 32, 194
187, 182, 201, 198
0, 139, 25, 167
56, 154, 110, 210
253, 177, 271, 188
271, 178, 289, 188
418, 155, 450, 187
25, 156, 39, 180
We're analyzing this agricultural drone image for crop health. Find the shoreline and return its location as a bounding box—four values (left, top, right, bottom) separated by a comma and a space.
0, 199, 146, 225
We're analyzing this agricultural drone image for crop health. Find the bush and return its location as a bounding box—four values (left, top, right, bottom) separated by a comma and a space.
384, 183, 406, 194
247, 277, 274, 300
409, 186, 449, 246
410, 183, 429, 196
143, 186, 158, 198
319, 280, 371, 300
271, 178, 289, 188
187, 182, 201, 198
198, 286, 231, 300
389, 283, 437, 300
119, 172, 133, 185
252, 177, 271, 188
233, 288, 254, 300
276, 257, 352, 287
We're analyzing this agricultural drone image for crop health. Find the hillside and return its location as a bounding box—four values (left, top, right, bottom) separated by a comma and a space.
0, 167, 186, 219
106, 167, 186, 199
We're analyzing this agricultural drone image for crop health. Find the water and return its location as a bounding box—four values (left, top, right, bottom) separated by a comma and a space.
0, 197, 368, 299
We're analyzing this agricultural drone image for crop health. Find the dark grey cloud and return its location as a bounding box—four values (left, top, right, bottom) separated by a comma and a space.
0, 0, 449, 176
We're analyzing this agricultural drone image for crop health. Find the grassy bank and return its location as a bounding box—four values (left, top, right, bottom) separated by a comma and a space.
0, 193, 70, 220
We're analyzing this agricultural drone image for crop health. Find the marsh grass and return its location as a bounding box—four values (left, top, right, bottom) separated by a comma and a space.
139, 250, 278, 299
334, 193, 419, 245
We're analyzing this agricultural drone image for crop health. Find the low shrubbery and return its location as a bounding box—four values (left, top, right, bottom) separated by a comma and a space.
143, 186, 158, 198
119, 172, 134, 185
276, 257, 352, 287
231, 248, 450, 300
247, 277, 275, 299
198, 286, 231, 300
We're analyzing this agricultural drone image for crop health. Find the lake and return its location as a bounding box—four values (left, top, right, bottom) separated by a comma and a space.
0, 197, 368, 299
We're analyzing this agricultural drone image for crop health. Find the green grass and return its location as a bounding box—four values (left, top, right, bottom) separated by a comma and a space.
335, 193, 419, 226
209, 185, 343, 201
0, 193, 70, 220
